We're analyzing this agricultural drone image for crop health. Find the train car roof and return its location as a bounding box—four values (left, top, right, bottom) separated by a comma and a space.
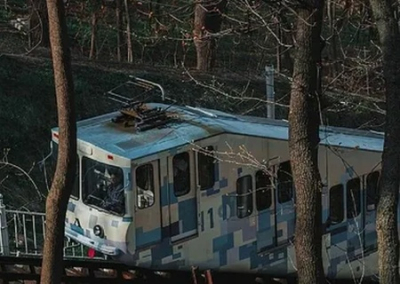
52, 102, 384, 160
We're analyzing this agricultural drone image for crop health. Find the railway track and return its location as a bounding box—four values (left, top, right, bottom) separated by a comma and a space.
0, 256, 296, 284
0, 255, 181, 284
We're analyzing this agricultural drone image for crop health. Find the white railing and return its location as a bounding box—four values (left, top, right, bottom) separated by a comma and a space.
0, 194, 105, 260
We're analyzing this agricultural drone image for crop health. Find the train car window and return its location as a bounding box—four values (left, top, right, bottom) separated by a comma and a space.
255, 170, 272, 211
347, 177, 361, 218
198, 146, 216, 190
82, 156, 125, 215
237, 175, 253, 218
277, 161, 293, 203
173, 152, 190, 196
136, 164, 155, 209
52, 142, 80, 199
329, 184, 344, 224
366, 171, 380, 211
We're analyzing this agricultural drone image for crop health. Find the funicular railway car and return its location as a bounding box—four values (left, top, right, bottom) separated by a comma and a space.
51, 77, 385, 280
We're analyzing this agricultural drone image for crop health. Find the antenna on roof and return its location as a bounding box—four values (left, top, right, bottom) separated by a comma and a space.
129, 75, 165, 101
105, 76, 178, 131
106, 76, 165, 104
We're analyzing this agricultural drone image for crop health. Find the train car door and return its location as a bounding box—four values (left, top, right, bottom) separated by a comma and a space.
346, 175, 364, 258
363, 171, 379, 252
255, 169, 276, 252
133, 160, 162, 249
275, 161, 295, 245
196, 145, 218, 235
326, 182, 347, 277
168, 150, 198, 242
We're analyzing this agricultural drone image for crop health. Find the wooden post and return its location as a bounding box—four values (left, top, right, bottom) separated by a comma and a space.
0, 194, 10, 256
205, 270, 213, 284
191, 266, 198, 284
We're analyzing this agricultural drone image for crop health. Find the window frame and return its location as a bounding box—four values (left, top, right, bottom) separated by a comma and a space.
236, 174, 254, 219
173, 152, 191, 197
366, 171, 380, 211
255, 170, 272, 211
277, 161, 293, 204
329, 183, 344, 225
81, 156, 126, 216
136, 163, 156, 209
346, 177, 361, 219
197, 146, 216, 191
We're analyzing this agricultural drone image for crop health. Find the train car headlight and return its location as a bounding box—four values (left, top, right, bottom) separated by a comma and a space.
93, 225, 104, 238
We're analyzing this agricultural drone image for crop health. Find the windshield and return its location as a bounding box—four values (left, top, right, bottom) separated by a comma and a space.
51, 141, 79, 199
82, 156, 125, 215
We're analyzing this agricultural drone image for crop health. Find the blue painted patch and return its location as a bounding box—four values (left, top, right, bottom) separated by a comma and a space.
222, 194, 235, 220
151, 238, 173, 266
331, 230, 347, 244
328, 254, 346, 278
168, 182, 178, 205
122, 216, 133, 222
239, 243, 253, 260
219, 249, 228, 266
67, 202, 76, 213
136, 227, 161, 248
178, 198, 197, 233
170, 221, 180, 237
161, 176, 169, 207
213, 233, 234, 252
71, 224, 84, 235
219, 178, 228, 189
257, 210, 271, 231
111, 220, 119, 228
206, 187, 220, 196
250, 245, 287, 270
172, 252, 182, 259
214, 162, 220, 181
257, 229, 274, 250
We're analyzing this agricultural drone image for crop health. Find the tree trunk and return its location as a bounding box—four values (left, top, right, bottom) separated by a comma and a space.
327, 0, 339, 76
124, 0, 133, 63
89, 11, 97, 60
40, 0, 77, 283
368, 0, 400, 282
288, 0, 326, 283
116, 0, 124, 62
276, 11, 293, 74
29, 0, 50, 48
193, 0, 227, 71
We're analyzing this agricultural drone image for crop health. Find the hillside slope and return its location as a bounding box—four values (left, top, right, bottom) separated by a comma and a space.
0, 53, 277, 210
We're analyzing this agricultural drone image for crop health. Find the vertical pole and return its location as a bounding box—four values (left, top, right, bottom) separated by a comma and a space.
191, 266, 198, 284
265, 65, 275, 119
205, 270, 213, 284
0, 194, 10, 256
